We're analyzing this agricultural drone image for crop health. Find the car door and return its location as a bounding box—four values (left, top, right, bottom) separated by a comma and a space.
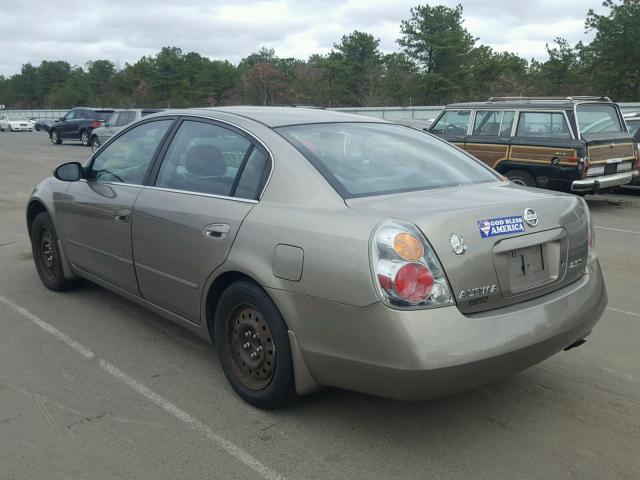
131, 118, 270, 323
58, 110, 82, 138
428, 109, 471, 148
464, 110, 514, 168
60, 118, 174, 293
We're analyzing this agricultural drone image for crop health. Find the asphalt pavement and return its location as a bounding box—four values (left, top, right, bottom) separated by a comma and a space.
0, 131, 638, 480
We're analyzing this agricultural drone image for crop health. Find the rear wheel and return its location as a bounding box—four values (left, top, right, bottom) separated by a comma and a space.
30, 212, 78, 291
50, 129, 62, 144
80, 130, 90, 146
214, 280, 297, 409
505, 169, 537, 187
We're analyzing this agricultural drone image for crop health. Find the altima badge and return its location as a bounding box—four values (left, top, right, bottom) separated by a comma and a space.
523, 208, 539, 227
450, 233, 467, 255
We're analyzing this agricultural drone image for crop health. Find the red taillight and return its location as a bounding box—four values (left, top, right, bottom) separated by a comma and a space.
90, 120, 102, 129
395, 263, 434, 302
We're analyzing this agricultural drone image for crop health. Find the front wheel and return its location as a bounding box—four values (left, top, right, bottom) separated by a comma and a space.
91, 135, 100, 152
30, 212, 79, 291
50, 129, 62, 144
505, 169, 537, 188
214, 280, 297, 409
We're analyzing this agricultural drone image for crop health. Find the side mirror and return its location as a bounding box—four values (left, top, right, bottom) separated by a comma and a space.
54, 162, 83, 182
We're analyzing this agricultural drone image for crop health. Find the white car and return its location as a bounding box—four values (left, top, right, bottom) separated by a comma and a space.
0, 116, 34, 132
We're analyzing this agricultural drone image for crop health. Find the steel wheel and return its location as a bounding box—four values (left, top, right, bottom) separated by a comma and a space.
37, 227, 58, 283
227, 305, 276, 390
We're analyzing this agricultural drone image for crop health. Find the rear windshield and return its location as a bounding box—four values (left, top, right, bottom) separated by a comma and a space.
277, 123, 498, 198
577, 104, 623, 134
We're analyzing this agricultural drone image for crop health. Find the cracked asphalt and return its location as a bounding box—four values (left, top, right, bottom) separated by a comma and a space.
1, 132, 639, 479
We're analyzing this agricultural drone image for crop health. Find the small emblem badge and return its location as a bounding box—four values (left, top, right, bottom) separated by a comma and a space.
450, 233, 467, 255
523, 208, 539, 227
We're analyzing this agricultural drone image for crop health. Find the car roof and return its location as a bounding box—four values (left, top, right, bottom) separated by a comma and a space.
161, 106, 388, 128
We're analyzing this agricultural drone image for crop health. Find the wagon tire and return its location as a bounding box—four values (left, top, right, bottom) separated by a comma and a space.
30, 212, 79, 291
214, 280, 297, 409
50, 129, 62, 144
505, 169, 536, 188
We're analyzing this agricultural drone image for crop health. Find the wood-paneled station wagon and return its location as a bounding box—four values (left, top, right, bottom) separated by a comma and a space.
428, 97, 639, 193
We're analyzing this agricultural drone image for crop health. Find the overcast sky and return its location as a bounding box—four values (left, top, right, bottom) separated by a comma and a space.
0, 0, 607, 76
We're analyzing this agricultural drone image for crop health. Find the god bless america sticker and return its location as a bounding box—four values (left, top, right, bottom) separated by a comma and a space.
477, 216, 525, 238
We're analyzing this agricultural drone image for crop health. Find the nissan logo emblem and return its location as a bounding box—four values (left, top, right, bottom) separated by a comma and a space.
524, 208, 539, 227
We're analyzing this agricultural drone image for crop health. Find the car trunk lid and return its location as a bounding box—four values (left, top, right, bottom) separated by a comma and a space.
347, 182, 589, 313
582, 132, 636, 177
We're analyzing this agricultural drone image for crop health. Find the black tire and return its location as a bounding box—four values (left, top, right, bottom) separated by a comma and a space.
80, 130, 90, 146
30, 212, 78, 291
505, 169, 537, 188
91, 135, 100, 152
214, 280, 297, 409
50, 129, 62, 144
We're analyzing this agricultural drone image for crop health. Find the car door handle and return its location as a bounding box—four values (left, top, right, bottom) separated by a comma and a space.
114, 209, 131, 223
203, 223, 230, 240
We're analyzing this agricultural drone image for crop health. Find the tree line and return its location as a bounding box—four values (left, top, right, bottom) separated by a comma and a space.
1, 1, 638, 109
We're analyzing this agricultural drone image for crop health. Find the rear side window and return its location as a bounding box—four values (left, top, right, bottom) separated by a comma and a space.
516, 112, 571, 138
430, 110, 470, 135
155, 120, 252, 197
277, 122, 498, 198
234, 148, 268, 199
472, 110, 515, 136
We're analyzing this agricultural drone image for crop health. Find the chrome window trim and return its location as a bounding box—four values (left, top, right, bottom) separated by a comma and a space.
141, 185, 259, 204
514, 109, 575, 140
78, 179, 258, 205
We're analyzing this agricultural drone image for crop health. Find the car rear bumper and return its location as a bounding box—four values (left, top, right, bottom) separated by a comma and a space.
269, 260, 607, 400
571, 171, 637, 192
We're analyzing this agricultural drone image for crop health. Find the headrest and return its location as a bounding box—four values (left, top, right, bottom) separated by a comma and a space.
185, 144, 226, 177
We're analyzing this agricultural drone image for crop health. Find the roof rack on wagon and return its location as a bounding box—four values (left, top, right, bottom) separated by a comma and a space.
487, 96, 613, 103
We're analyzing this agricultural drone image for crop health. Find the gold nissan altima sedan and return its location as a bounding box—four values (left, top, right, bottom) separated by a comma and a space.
27, 107, 606, 408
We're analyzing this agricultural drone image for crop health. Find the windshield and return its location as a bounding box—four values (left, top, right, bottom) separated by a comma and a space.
95, 111, 114, 121
577, 104, 623, 134
277, 123, 498, 198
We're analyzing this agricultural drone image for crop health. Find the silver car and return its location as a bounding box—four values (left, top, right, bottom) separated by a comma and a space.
90, 108, 163, 151
27, 107, 607, 408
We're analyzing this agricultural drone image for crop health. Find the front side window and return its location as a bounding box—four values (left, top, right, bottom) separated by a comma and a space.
577, 104, 623, 134
430, 110, 471, 135
155, 120, 252, 197
516, 112, 571, 138
65, 111, 77, 120
278, 122, 498, 198
90, 120, 173, 184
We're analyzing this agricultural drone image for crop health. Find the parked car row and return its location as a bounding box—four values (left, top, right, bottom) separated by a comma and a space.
427, 96, 639, 194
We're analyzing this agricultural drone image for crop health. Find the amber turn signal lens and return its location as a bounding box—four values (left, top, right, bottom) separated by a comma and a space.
393, 233, 424, 261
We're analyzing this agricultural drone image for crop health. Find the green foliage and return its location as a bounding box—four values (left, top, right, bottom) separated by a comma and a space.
0, 1, 638, 109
